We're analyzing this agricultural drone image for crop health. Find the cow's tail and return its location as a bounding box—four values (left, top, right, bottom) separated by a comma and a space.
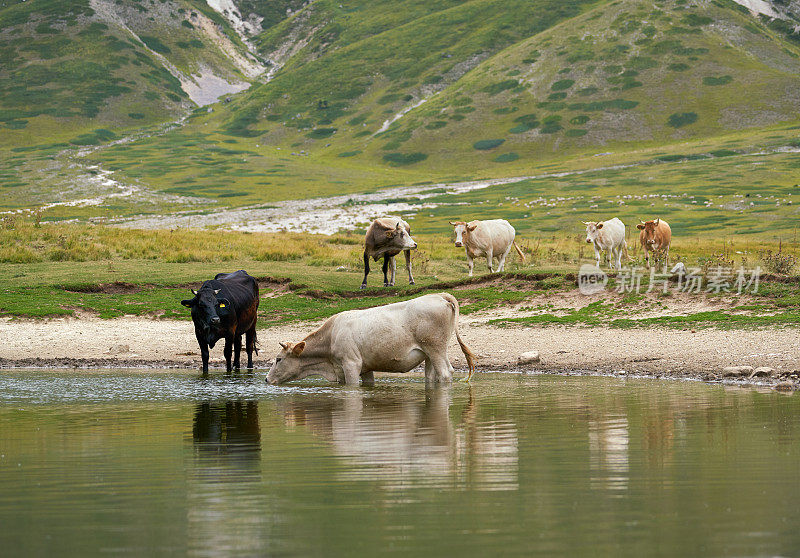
253, 329, 260, 355
439, 292, 477, 382
513, 241, 526, 263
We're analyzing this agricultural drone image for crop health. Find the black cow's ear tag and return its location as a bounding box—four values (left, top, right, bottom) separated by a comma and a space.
219, 303, 226, 308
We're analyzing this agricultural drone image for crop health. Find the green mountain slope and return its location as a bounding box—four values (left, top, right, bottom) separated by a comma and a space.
224, 0, 800, 172
3, 0, 800, 228
377, 0, 800, 170
0, 0, 262, 147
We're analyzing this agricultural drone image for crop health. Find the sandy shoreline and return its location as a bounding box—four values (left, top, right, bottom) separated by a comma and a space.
1, 316, 797, 388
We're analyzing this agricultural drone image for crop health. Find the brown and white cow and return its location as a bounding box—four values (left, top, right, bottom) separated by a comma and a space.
449, 219, 525, 276
266, 293, 476, 385
636, 218, 671, 268
361, 216, 417, 289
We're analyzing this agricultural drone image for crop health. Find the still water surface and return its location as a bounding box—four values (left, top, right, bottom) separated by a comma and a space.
0, 371, 798, 556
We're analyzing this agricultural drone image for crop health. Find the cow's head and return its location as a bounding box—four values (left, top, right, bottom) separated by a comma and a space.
181, 286, 232, 346
636, 218, 660, 245
450, 221, 477, 248
583, 221, 604, 244
385, 221, 417, 250
266, 342, 306, 385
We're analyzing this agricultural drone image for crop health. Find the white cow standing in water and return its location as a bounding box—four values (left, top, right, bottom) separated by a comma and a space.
584, 217, 628, 270
450, 219, 525, 276
267, 293, 476, 385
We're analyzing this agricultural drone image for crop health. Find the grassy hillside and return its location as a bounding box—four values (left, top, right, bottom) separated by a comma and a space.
0, 0, 260, 148
2, 0, 800, 241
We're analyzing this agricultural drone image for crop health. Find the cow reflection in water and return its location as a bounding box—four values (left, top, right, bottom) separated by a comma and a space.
188, 401, 269, 555
278, 388, 519, 491
193, 400, 261, 460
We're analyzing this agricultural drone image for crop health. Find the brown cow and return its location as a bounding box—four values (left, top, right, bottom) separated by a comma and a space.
361, 216, 417, 289
636, 218, 671, 268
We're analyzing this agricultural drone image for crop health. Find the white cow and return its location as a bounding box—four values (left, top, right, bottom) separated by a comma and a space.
266, 293, 476, 385
584, 217, 628, 269
449, 219, 525, 276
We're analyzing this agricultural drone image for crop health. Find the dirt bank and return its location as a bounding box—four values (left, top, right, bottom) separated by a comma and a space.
1, 315, 797, 389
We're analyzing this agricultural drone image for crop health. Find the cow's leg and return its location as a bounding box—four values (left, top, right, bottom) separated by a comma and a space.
341, 359, 362, 385
360, 370, 375, 386
664, 245, 670, 268
594, 246, 601, 268
404, 249, 414, 285
498, 246, 511, 272
199, 343, 210, 376
486, 250, 495, 273
245, 327, 256, 370
614, 246, 622, 270
382, 255, 391, 287
233, 334, 242, 371
389, 256, 397, 286
424, 358, 436, 384
643, 247, 651, 269
223, 337, 233, 373
195, 330, 210, 375
430, 354, 453, 383
467, 255, 474, 276
360, 251, 370, 290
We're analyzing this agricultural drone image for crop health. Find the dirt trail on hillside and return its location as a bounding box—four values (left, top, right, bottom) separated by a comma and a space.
1, 315, 797, 388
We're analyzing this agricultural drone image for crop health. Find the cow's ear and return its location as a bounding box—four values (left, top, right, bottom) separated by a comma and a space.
292, 341, 305, 356
596, 222, 603, 229
181, 298, 195, 308
636, 224, 645, 230
467, 224, 477, 232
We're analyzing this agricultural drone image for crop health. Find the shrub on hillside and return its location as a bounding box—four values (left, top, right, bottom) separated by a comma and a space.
306, 127, 337, 139
667, 112, 697, 128
382, 152, 428, 165
473, 139, 505, 150
494, 152, 519, 162
551, 79, 575, 91
703, 75, 733, 86
139, 35, 171, 55
483, 80, 519, 96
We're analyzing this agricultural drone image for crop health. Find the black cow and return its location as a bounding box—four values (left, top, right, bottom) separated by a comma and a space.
181, 270, 259, 374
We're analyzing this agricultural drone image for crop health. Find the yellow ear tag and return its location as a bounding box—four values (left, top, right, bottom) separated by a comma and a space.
219, 303, 226, 308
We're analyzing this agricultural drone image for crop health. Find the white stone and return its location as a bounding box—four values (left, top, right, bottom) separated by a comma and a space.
722, 365, 753, 377
518, 351, 541, 365
751, 366, 775, 377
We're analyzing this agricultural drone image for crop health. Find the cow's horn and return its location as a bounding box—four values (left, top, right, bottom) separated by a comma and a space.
279, 342, 288, 350
213, 289, 220, 295
191, 289, 198, 295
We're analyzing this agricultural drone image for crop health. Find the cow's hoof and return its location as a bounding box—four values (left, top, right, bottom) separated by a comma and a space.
360, 284, 367, 290
409, 281, 415, 285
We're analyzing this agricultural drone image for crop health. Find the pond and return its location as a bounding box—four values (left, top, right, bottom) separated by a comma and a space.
0, 371, 798, 556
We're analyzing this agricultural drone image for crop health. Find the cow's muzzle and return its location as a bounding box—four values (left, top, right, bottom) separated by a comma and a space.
586, 239, 592, 244
455, 242, 463, 247
210, 316, 221, 326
